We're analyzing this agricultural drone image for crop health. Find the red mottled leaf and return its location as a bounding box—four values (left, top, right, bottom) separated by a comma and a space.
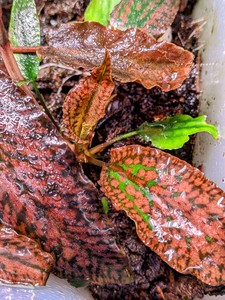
0, 68, 131, 285
110, 0, 180, 38
99, 145, 225, 286
0, 225, 54, 286
63, 50, 114, 147
37, 22, 194, 91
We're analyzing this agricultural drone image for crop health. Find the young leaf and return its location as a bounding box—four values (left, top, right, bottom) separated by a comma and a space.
0, 69, 131, 285
99, 145, 225, 286
101, 197, 109, 214
0, 226, 54, 286
138, 115, 218, 150
85, 0, 121, 26
110, 0, 180, 38
9, 0, 40, 81
63, 51, 115, 148
37, 22, 194, 91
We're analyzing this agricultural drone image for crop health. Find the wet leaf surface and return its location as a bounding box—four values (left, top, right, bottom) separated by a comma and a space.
37, 21, 194, 91
0, 225, 54, 286
110, 0, 180, 38
9, 0, 40, 81
100, 145, 225, 286
0, 69, 130, 285
63, 51, 114, 149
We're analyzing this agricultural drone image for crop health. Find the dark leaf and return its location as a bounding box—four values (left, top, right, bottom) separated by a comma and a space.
9, 0, 40, 81
37, 22, 194, 91
0, 69, 130, 285
110, 0, 180, 38
0, 225, 54, 286
99, 145, 225, 286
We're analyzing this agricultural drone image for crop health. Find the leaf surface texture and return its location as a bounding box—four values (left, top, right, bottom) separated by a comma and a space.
0, 69, 130, 285
63, 51, 114, 146
9, 0, 40, 81
0, 226, 54, 286
110, 0, 180, 38
37, 22, 194, 91
100, 145, 225, 286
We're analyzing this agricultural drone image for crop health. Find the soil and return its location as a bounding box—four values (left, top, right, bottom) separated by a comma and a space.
2, 0, 225, 299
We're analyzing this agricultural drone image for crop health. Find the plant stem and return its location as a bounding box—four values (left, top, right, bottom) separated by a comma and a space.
84, 152, 105, 168
11, 45, 40, 53
31, 81, 59, 130
89, 130, 139, 155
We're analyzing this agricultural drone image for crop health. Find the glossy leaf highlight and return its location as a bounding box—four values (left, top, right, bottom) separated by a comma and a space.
110, 0, 180, 38
100, 145, 225, 286
85, 0, 121, 25
0, 69, 130, 285
37, 22, 194, 91
9, 0, 40, 81
138, 115, 218, 149
0, 226, 54, 286
63, 51, 114, 148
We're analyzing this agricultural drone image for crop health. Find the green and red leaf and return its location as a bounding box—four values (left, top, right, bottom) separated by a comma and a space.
37, 22, 194, 91
0, 225, 54, 286
63, 50, 114, 147
110, 0, 180, 38
99, 145, 225, 286
0, 66, 130, 285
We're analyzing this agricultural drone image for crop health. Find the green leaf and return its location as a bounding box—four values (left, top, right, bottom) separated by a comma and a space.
84, 0, 121, 26
138, 115, 218, 150
110, 0, 180, 38
9, 0, 40, 81
101, 197, 109, 214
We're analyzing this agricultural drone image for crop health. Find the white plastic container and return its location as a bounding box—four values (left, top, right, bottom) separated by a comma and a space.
193, 0, 225, 299
193, 0, 225, 190
0, 274, 94, 300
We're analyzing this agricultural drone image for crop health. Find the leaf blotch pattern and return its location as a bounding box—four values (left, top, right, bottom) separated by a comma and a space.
0, 70, 130, 285
100, 145, 225, 286
110, 0, 180, 38
63, 50, 115, 144
0, 225, 54, 286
